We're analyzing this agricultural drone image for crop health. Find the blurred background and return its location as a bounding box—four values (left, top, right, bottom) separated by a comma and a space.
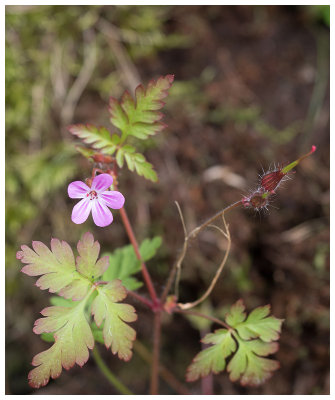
5, 5, 329, 395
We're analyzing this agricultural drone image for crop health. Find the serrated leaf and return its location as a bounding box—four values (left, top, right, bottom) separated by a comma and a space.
186, 300, 283, 386
28, 302, 94, 388
116, 148, 124, 168
102, 237, 161, 291
140, 237, 162, 261
134, 159, 158, 182
186, 329, 236, 381
18, 232, 109, 300
68, 124, 116, 154
91, 280, 137, 361
18, 239, 89, 300
227, 339, 279, 386
76, 232, 109, 280
109, 75, 174, 141
226, 301, 283, 342
120, 148, 158, 182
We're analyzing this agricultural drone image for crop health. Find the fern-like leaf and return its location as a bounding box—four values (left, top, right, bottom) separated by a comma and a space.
109, 74, 174, 141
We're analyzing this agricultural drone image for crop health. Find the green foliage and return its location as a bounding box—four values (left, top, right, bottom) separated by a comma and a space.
92, 280, 137, 361
69, 75, 174, 182
186, 300, 283, 386
68, 124, 117, 153
29, 300, 94, 388
102, 236, 162, 290
18, 232, 109, 300
109, 75, 174, 141
18, 232, 137, 388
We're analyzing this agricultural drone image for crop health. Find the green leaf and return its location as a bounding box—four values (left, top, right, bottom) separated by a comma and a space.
227, 339, 279, 386
116, 147, 125, 168
186, 300, 283, 386
109, 75, 174, 141
28, 300, 94, 388
186, 329, 236, 381
114, 144, 157, 182
76, 232, 109, 280
18, 232, 109, 300
228, 302, 283, 342
75, 145, 96, 160
68, 124, 116, 154
140, 237, 162, 261
102, 237, 162, 291
91, 280, 137, 361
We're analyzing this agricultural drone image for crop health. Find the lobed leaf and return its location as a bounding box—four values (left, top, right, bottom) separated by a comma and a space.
226, 300, 283, 342
186, 329, 236, 381
102, 236, 162, 290
68, 124, 116, 154
186, 300, 283, 386
109, 74, 174, 141
18, 232, 109, 300
227, 339, 279, 386
115, 147, 158, 182
91, 280, 137, 361
76, 232, 109, 280
28, 303, 94, 388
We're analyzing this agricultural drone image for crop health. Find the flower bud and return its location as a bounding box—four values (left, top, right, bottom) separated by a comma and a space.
260, 146, 316, 192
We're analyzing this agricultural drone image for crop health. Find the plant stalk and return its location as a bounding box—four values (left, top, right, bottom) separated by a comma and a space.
150, 311, 162, 394
174, 309, 232, 331
92, 346, 134, 395
119, 207, 158, 305
127, 290, 153, 309
133, 340, 189, 395
161, 200, 242, 303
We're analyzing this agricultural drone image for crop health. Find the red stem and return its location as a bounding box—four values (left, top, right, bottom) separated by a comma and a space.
150, 311, 162, 394
127, 290, 153, 309
119, 207, 159, 305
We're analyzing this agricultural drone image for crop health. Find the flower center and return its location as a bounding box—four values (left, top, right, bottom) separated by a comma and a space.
86, 190, 98, 200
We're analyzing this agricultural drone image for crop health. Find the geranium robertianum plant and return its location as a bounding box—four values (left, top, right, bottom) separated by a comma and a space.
17, 74, 316, 394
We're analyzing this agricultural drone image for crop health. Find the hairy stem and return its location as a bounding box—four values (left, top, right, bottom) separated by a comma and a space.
150, 311, 162, 394
92, 346, 134, 395
119, 207, 158, 305
161, 200, 242, 303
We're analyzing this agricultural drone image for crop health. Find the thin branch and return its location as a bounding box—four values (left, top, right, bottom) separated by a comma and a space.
150, 312, 162, 394
178, 215, 231, 310
119, 207, 158, 305
92, 346, 133, 395
174, 309, 231, 331
133, 340, 189, 395
127, 290, 153, 309
161, 200, 241, 304
174, 201, 187, 299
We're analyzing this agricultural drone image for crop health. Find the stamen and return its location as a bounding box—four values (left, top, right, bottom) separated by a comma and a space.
88, 190, 98, 200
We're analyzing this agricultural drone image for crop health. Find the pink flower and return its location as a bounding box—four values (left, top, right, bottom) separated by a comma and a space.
68, 174, 125, 227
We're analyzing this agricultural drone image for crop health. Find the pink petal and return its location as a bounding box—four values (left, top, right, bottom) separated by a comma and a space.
91, 174, 113, 193
91, 200, 113, 227
71, 198, 92, 224
68, 181, 90, 199
100, 191, 125, 210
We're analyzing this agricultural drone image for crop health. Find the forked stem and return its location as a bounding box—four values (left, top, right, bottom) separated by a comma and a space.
178, 215, 231, 310
161, 200, 241, 304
